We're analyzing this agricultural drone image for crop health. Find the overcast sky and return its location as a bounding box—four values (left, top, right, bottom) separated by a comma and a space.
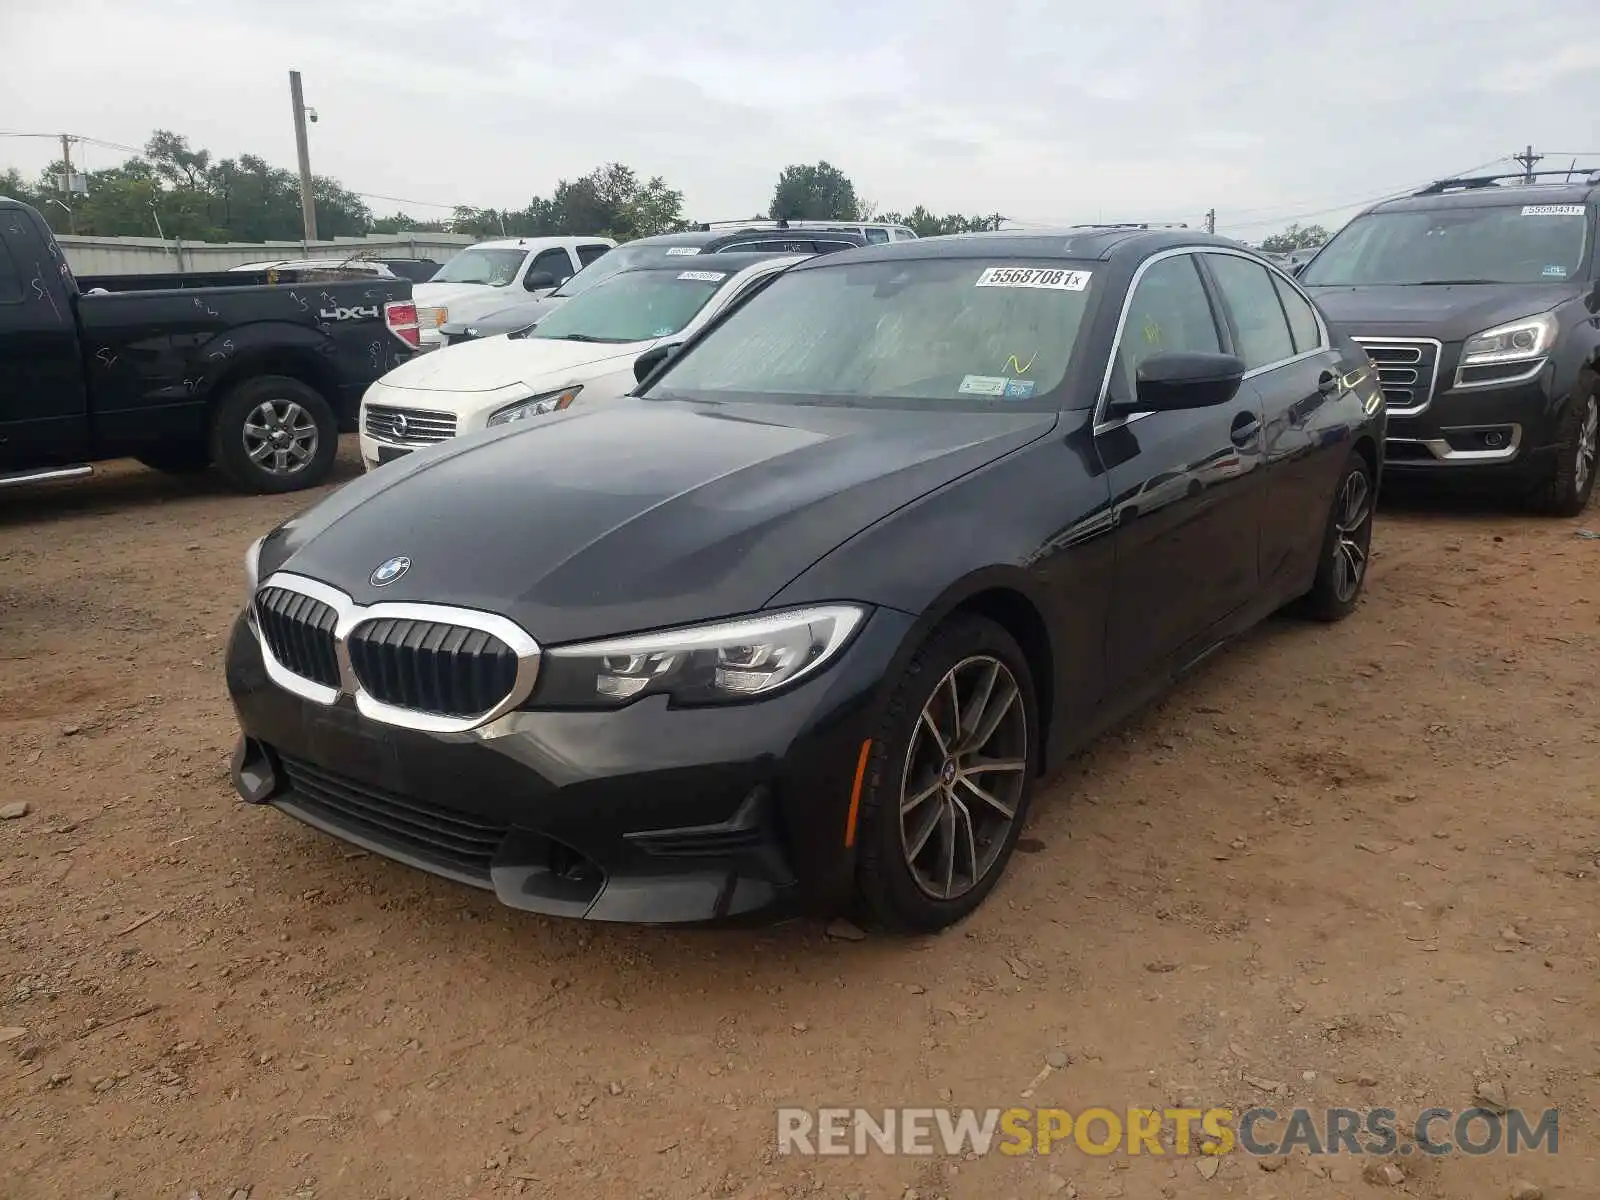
4, 0, 1597, 238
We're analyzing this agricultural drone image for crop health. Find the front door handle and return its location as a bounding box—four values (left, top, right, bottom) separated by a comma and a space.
1230, 412, 1261, 446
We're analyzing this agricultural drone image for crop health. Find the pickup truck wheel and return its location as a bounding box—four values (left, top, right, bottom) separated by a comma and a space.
210, 375, 338, 494
136, 443, 211, 475
1527, 391, 1598, 517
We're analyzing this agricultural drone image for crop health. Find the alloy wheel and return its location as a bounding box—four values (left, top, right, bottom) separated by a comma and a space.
1577, 396, 1598, 498
899, 655, 1028, 900
243, 398, 319, 476
1331, 469, 1372, 604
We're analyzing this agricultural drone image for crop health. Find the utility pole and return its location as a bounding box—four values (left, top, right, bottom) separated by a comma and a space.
1512, 144, 1542, 184
59, 134, 74, 192
1204, 208, 1216, 234
289, 70, 319, 241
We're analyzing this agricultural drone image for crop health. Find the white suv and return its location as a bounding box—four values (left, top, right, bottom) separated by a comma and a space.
359, 253, 804, 471
412, 236, 616, 349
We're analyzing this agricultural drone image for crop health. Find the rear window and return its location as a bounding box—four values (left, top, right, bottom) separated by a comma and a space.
1300, 203, 1590, 286
646, 258, 1096, 410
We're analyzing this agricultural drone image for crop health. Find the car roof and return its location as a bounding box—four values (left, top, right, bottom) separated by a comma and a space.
464, 236, 614, 250
1369, 179, 1599, 215
625, 228, 866, 250
786, 227, 1260, 270
619, 252, 808, 277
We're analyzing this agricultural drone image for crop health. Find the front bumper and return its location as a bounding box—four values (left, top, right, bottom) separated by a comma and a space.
1377, 361, 1568, 482
225, 606, 913, 924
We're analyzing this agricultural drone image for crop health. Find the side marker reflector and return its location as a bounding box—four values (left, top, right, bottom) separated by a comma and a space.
844, 738, 872, 847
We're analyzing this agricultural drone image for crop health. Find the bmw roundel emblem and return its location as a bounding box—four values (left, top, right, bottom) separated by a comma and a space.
370, 556, 410, 587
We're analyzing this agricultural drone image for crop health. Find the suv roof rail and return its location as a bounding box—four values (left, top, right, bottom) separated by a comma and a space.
697, 218, 914, 233
1069, 221, 1190, 230
1414, 168, 1600, 195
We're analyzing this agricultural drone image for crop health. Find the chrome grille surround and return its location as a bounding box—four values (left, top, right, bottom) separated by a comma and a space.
250, 572, 540, 734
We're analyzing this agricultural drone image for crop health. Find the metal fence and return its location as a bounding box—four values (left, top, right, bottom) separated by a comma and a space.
56, 232, 478, 275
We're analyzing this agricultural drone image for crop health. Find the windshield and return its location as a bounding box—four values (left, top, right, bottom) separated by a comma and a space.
429, 247, 527, 286
551, 243, 694, 298
530, 268, 731, 343
644, 258, 1094, 408
1300, 204, 1590, 286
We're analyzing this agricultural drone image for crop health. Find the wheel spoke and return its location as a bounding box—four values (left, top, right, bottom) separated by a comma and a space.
950, 795, 979, 890
942, 672, 963, 743
957, 660, 999, 748
901, 778, 942, 816
243, 421, 271, 439
936, 797, 957, 898
956, 774, 1016, 819
905, 799, 942, 861
247, 441, 274, 463
919, 708, 948, 757
962, 756, 1026, 776
966, 676, 1018, 752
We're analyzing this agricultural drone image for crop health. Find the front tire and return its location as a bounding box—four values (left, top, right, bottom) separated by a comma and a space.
1527, 391, 1597, 517
210, 375, 338, 494
855, 616, 1038, 932
1299, 451, 1375, 622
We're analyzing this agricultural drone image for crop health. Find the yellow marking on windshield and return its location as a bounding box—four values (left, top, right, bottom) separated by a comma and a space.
1004, 352, 1038, 376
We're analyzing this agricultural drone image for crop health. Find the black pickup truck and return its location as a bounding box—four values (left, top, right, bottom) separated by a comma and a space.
0, 197, 423, 494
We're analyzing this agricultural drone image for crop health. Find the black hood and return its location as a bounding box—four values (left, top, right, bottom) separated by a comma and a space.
1305, 282, 1582, 342
263, 398, 1055, 643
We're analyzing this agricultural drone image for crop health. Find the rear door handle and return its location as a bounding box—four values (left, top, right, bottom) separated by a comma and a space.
1230, 412, 1261, 446
1318, 370, 1340, 396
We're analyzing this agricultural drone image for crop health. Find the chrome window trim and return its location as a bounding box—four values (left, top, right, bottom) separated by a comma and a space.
252, 571, 542, 735
1452, 356, 1547, 391
1092, 246, 1329, 435
1351, 336, 1444, 416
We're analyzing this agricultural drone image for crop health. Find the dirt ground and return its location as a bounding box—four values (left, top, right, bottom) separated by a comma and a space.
2, 440, 1597, 1200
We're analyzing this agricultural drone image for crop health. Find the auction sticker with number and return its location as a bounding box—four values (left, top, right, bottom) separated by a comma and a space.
665, 246, 702, 255
975, 266, 1092, 291
677, 270, 727, 282
1522, 205, 1585, 217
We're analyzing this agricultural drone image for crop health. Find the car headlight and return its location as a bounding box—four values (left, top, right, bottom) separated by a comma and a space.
532, 604, 868, 709
1459, 311, 1558, 368
487, 386, 582, 425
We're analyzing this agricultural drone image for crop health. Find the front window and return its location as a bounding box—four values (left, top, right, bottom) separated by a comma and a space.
549, 243, 688, 299
429, 247, 527, 286
1300, 204, 1590, 286
530, 269, 731, 344
645, 258, 1096, 409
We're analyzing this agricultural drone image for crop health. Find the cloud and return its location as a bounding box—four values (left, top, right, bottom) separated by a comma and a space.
2, 0, 1594, 238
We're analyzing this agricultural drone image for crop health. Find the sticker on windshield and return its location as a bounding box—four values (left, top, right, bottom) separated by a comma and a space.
1522, 204, 1584, 216
1003, 379, 1036, 399
665, 247, 701, 256
959, 374, 1010, 396
677, 270, 726, 282
975, 266, 1092, 291
1543, 264, 1569, 278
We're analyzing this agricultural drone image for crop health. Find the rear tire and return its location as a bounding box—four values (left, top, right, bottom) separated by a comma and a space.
1527, 391, 1597, 517
854, 616, 1038, 933
136, 443, 211, 475
209, 375, 338, 494
1299, 451, 1375, 622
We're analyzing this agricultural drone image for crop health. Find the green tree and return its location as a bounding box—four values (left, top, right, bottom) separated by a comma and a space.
770, 162, 859, 221
1260, 223, 1330, 254
879, 207, 1006, 238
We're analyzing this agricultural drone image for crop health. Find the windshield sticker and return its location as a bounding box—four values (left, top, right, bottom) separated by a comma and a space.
976, 266, 1092, 291
653, 326, 676, 336
1003, 379, 1036, 399
1542, 264, 1569, 278
1522, 205, 1584, 216
665, 247, 701, 256
959, 374, 1010, 396
677, 270, 726, 282
1003, 352, 1038, 375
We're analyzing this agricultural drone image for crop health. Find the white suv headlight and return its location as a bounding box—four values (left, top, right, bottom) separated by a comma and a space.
487, 386, 583, 426
1459, 312, 1558, 369
533, 604, 868, 708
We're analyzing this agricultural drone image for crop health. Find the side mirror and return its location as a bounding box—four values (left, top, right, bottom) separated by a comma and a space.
633, 343, 681, 385
1120, 352, 1246, 413
523, 271, 556, 292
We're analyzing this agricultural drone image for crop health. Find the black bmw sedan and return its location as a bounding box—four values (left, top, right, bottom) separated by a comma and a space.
227, 228, 1386, 932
